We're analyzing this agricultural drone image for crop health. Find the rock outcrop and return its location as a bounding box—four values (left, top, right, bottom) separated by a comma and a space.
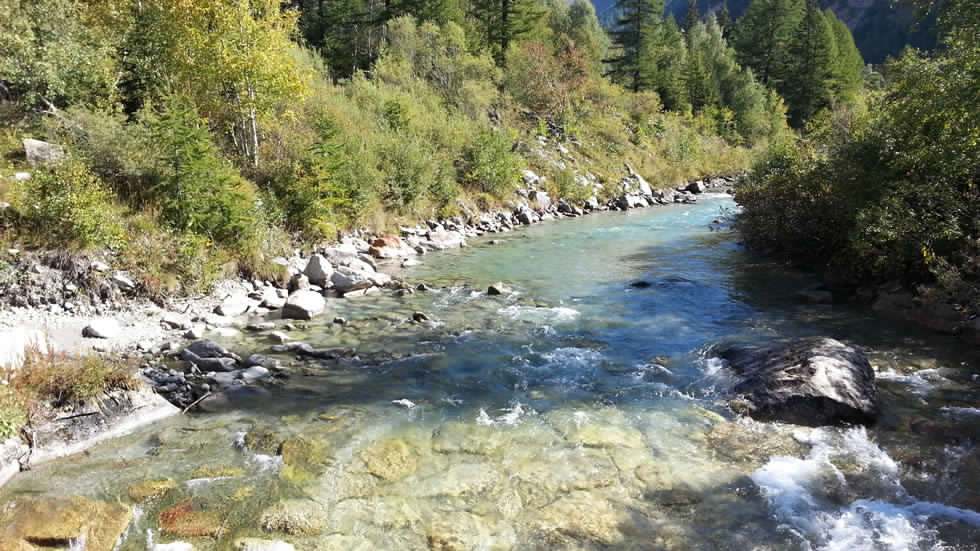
720, 337, 879, 426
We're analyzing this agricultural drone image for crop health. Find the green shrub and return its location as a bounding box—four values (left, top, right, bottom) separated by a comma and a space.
9, 159, 125, 249
0, 383, 26, 440
146, 95, 260, 251
460, 127, 522, 197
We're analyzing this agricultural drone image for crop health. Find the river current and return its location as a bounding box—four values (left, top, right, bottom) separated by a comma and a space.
2, 194, 978, 550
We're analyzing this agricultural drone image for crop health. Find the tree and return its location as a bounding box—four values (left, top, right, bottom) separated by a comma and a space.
716, 2, 734, 41
0, 0, 124, 109
469, 0, 545, 65
132, 0, 312, 167
567, 0, 611, 69
733, 0, 802, 88
783, 0, 835, 125
826, 11, 864, 101
606, 0, 665, 92
684, 0, 699, 32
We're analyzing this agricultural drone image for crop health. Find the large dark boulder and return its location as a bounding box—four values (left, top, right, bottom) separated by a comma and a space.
720, 337, 879, 426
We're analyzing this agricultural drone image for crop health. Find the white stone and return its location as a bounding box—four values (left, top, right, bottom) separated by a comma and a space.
302, 254, 334, 287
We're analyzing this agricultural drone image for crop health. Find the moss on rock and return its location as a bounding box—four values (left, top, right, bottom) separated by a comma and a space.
0, 496, 132, 551
358, 439, 418, 482
190, 465, 246, 478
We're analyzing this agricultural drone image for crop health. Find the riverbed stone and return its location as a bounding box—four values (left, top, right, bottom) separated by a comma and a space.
487, 282, 511, 296
722, 337, 879, 426
260, 499, 328, 536
216, 294, 252, 317
159, 498, 223, 537
303, 254, 334, 287
243, 427, 282, 455
281, 289, 326, 320
359, 439, 419, 481
525, 492, 627, 546
426, 511, 516, 551
126, 478, 177, 503
0, 495, 132, 551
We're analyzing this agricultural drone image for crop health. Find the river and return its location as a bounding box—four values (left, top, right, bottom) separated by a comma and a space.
2, 194, 978, 550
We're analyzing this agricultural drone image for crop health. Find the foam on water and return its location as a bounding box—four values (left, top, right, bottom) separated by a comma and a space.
753, 427, 975, 550
876, 368, 946, 396
475, 402, 533, 426
941, 407, 980, 419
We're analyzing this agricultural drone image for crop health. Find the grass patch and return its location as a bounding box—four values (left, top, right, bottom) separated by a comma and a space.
0, 345, 140, 439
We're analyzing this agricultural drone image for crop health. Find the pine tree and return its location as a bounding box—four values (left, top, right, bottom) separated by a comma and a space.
716, 2, 734, 41
733, 0, 803, 88
470, 0, 546, 65
826, 11, 864, 100
684, 0, 699, 32
606, 0, 665, 92
783, 0, 835, 125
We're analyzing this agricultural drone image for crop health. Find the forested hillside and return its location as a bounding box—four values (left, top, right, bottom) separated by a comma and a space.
592, 0, 934, 63
0, 0, 868, 297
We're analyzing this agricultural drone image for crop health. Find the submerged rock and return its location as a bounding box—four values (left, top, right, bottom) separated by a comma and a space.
0, 495, 132, 551
237, 538, 296, 551
359, 439, 419, 482
82, 318, 121, 339
126, 478, 176, 503
721, 337, 879, 426
159, 498, 223, 537
260, 499, 327, 536
487, 282, 511, 296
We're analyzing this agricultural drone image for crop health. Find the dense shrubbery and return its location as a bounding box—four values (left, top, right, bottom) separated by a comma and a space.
9, 159, 125, 249
737, 0, 979, 312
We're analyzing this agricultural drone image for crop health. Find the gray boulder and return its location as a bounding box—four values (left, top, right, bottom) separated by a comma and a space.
282, 290, 326, 320
721, 337, 879, 426
686, 180, 707, 194
487, 282, 511, 296
530, 190, 552, 212
302, 254, 333, 287
23, 138, 65, 166
330, 266, 373, 293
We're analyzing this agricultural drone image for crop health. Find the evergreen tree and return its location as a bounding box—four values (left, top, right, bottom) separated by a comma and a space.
684, 0, 699, 32
733, 0, 802, 88
567, 0, 611, 68
606, 0, 665, 92
470, 0, 545, 65
716, 2, 734, 41
783, 0, 835, 126
643, 15, 689, 110
826, 11, 864, 100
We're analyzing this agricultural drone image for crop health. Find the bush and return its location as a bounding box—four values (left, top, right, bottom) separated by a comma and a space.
0, 383, 26, 439
146, 95, 261, 252
460, 127, 522, 197
9, 159, 125, 249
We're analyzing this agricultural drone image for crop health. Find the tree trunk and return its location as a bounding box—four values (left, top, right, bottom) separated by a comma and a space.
248, 87, 259, 168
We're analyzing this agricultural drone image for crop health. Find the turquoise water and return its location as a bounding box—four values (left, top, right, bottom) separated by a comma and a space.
2, 194, 978, 550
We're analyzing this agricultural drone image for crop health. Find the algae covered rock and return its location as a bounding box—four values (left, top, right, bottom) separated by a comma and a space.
127, 478, 177, 503
243, 427, 282, 455
278, 437, 331, 484
0, 495, 132, 551
526, 492, 628, 546
0, 538, 37, 551
359, 439, 419, 482
159, 498, 224, 537
260, 499, 327, 536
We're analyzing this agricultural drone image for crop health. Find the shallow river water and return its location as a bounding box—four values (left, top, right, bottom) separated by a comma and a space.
2, 194, 979, 550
